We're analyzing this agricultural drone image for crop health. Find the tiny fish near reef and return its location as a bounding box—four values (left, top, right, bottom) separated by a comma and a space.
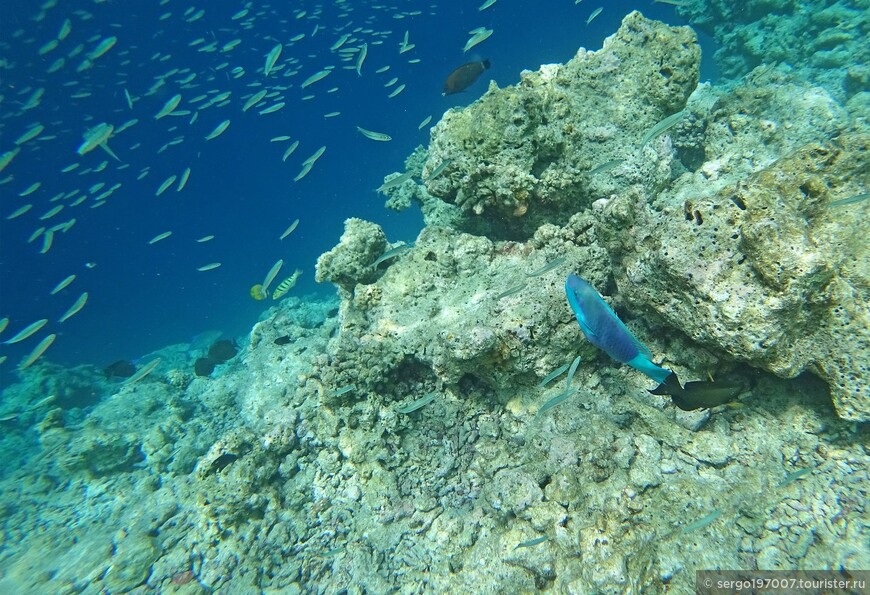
537, 388, 577, 416
443, 59, 490, 95
526, 256, 567, 277
372, 244, 412, 267
514, 535, 549, 550
538, 362, 570, 388
396, 392, 438, 414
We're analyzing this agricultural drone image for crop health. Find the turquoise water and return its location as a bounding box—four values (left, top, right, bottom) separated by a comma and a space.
0, 0, 693, 370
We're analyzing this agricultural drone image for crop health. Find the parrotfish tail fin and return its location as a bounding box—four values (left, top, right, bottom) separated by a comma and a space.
627, 353, 673, 385
648, 371, 683, 397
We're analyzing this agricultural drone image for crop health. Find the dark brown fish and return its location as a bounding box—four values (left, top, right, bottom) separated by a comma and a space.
649, 372, 745, 411
202, 452, 238, 476
212, 452, 238, 472
104, 360, 136, 378
194, 357, 216, 377
274, 335, 291, 345
207, 339, 237, 363
443, 59, 490, 96
673, 379, 745, 411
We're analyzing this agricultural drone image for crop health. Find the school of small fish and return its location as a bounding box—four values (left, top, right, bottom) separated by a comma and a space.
0, 0, 519, 370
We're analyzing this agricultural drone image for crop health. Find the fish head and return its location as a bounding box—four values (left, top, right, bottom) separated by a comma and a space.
565, 275, 597, 335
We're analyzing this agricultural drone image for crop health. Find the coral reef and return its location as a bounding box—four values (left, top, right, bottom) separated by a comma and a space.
1, 11, 868, 595
394, 12, 869, 420
2, 293, 865, 593
602, 130, 870, 420
680, 0, 869, 101
423, 11, 700, 239
587, 61, 868, 420
315, 217, 387, 294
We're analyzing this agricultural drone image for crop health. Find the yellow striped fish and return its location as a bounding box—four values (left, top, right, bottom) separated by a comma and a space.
273, 269, 302, 299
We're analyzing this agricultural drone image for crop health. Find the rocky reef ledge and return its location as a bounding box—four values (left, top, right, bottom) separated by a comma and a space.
381, 10, 869, 423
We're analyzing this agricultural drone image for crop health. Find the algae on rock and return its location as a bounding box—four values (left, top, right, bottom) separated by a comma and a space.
595, 91, 870, 420
424, 11, 700, 239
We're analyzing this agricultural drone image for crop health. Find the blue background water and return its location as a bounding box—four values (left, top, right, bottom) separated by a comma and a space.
0, 0, 712, 380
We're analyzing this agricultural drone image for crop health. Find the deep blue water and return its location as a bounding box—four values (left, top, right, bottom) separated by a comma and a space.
0, 0, 708, 379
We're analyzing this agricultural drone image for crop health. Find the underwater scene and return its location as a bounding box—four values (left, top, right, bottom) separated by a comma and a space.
0, 0, 868, 592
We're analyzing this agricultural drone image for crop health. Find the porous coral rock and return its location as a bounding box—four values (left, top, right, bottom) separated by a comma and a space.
319, 220, 607, 398
424, 11, 700, 238
486, 468, 544, 516
103, 527, 160, 592
600, 132, 870, 420
314, 218, 387, 293
58, 429, 144, 476
682, 0, 869, 101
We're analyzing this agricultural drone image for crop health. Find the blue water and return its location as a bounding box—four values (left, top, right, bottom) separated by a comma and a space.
0, 0, 705, 377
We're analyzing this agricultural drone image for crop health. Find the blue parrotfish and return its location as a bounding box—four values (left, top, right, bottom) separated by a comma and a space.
565, 274, 672, 384
565, 274, 745, 410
